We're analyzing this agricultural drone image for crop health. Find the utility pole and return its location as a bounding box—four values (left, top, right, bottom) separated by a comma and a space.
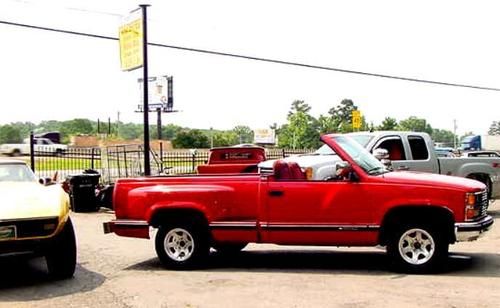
453, 119, 457, 149
140, 4, 151, 176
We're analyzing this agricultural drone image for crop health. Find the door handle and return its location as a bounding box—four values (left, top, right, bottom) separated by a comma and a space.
397, 165, 410, 171
268, 190, 284, 197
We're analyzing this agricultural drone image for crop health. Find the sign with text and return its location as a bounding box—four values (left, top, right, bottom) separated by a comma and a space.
352, 110, 361, 129
119, 9, 143, 71
253, 129, 276, 144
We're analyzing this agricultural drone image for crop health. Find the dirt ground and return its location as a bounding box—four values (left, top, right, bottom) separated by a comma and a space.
1, 201, 499, 308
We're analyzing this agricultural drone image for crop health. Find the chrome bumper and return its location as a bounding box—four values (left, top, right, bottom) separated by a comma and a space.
455, 215, 494, 242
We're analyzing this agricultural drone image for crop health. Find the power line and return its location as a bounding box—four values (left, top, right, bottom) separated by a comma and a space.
1, 19, 499, 92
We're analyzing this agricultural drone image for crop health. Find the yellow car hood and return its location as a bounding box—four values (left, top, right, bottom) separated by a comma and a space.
0, 182, 69, 220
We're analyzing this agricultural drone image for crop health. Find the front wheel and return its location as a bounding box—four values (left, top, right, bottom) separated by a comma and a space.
155, 222, 209, 270
387, 223, 448, 273
45, 218, 77, 279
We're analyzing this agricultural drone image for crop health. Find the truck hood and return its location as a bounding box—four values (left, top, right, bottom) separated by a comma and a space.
0, 182, 67, 220
381, 171, 486, 192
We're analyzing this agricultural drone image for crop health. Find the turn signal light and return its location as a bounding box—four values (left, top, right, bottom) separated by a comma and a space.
305, 167, 313, 180
465, 193, 476, 207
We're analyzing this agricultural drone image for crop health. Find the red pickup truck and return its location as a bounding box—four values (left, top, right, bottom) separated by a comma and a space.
104, 134, 493, 273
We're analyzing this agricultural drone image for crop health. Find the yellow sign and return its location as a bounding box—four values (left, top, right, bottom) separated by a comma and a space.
119, 14, 143, 71
352, 110, 361, 129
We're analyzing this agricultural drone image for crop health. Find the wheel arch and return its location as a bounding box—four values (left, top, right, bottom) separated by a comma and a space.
379, 205, 456, 246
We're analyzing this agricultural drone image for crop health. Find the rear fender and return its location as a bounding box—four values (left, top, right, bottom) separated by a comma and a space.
146, 202, 209, 226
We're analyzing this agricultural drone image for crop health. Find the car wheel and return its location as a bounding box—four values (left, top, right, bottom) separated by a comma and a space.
45, 217, 77, 279
214, 243, 247, 254
387, 223, 448, 273
11, 149, 21, 157
155, 221, 209, 270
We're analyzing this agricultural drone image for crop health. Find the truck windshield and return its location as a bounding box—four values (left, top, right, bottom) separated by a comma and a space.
332, 135, 388, 175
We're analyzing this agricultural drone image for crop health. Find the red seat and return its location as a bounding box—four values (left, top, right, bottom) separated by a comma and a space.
273, 160, 291, 180
288, 162, 306, 180
389, 145, 403, 160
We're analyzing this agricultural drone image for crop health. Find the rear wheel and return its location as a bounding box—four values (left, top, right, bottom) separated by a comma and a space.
45, 218, 77, 279
387, 223, 448, 273
155, 221, 209, 270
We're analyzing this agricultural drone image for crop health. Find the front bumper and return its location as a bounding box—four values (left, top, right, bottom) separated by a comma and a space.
455, 215, 494, 242
0, 238, 45, 257
103, 219, 150, 239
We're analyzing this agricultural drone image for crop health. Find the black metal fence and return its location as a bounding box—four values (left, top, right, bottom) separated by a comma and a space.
30, 144, 314, 184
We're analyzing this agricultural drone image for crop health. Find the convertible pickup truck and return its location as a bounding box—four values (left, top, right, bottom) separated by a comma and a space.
104, 134, 493, 273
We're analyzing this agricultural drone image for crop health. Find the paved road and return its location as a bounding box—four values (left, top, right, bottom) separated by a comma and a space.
1, 202, 499, 308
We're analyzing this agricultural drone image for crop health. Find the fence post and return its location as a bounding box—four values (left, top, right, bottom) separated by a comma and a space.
160, 142, 164, 173
91, 148, 95, 170
282, 148, 286, 158
30, 131, 35, 172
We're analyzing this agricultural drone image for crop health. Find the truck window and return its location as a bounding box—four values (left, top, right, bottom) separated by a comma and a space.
377, 137, 406, 161
408, 136, 429, 160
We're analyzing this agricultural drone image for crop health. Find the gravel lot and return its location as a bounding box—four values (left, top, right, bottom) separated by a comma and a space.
1, 201, 499, 308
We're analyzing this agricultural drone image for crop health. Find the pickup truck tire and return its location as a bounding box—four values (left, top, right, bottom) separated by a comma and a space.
11, 149, 21, 157
387, 223, 448, 273
214, 243, 247, 254
155, 222, 209, 270
45, 218, 77, 280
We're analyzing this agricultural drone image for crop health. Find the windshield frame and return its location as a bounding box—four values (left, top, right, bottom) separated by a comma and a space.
321, 134, 388, 176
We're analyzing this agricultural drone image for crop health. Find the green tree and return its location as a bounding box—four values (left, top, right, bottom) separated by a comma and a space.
278, 100, 320, 149
488, 121, 500, 135
323, 99, 367, 133
397, 116, 433, 135
212, 131, 238, 147
232, 125, 254, 144
377, 117, 398, 130
0, 125, 23, 143
431, 129, 456, 146
172, 129, 209, 148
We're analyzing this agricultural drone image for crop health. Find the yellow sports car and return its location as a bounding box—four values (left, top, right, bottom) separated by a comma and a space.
0, 160, 76, 279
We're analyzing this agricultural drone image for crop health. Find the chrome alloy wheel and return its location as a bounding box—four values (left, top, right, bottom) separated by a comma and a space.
164, 228, 195, 262
398, 228, 435, 265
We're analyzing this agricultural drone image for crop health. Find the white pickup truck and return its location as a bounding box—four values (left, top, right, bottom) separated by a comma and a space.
0, 138, 68, 156
259, 131, 500, 199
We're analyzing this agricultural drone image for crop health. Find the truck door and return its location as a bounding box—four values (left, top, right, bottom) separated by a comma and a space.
371, 135, 409, 171
400, 135, 439, 173
261, 163, 379, 246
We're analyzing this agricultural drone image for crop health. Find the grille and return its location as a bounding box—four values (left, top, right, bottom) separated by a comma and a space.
0, 217, 59, 238
476, 190, 488, 218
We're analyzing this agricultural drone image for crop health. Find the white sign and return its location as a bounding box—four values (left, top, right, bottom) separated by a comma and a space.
253, 129, 276, 144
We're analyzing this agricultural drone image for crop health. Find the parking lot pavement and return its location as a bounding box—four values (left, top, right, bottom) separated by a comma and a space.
1, 202, 500, 308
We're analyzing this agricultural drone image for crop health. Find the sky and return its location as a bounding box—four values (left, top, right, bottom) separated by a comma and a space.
0, 0, 499, 136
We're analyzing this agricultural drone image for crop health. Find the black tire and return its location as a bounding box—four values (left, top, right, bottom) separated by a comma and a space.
45, 217, 77, 279
11, 149, 21, 157
387, 222, 448, 273
155, 221, 209, 270
214, 243, 247, 255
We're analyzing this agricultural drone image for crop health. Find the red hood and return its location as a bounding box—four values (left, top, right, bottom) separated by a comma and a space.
381, 171, 485, 192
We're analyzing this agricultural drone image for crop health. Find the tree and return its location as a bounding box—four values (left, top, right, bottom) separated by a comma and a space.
212, 131, 238, 147
324, 99, 368, 133
0, 125, 23, 144
431, 129, 456, 147
397, 116, 433, 135
488, 121, 500, 135
172, 129, 209, 148
277, 100, 320, 149
377, 117, 398, 131
232, 125, 254, 144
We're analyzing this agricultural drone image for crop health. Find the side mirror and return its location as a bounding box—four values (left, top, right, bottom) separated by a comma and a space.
373, 148, 389, 160
373, 148, 393, 169
335, 161, 352, 179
